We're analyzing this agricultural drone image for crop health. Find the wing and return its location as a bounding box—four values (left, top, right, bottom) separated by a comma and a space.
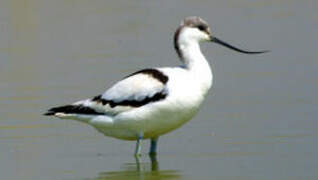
45, 68, 169, 116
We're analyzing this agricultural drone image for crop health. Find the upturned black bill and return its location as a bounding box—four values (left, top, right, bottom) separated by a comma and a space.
211, 37, 269, 54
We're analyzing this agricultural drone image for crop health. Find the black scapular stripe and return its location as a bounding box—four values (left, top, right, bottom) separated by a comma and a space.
126, 68, 169, 84
92, 91, 167, 108
44, 105, 104, 116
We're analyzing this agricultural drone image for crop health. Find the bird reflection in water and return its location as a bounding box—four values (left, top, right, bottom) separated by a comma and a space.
91, 154, 181, 180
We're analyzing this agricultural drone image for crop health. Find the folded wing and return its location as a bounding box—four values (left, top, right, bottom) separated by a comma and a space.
45, 69, 169, 116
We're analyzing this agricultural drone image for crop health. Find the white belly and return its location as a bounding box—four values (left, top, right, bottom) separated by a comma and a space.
92, 98, 201, 140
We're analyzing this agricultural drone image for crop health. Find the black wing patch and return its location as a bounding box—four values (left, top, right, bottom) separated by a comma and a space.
44, 105, 104, 116
92, 91, 167, 108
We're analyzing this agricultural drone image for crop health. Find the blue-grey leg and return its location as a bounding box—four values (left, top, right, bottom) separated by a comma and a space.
149, 137, 159, 155
134, 155, 142, 171
134, 132, 143, 156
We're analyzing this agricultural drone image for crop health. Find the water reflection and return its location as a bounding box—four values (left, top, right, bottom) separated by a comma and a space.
90, 155, 181, 180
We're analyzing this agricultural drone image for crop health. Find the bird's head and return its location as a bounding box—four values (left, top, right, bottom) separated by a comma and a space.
174, 16, 269, 58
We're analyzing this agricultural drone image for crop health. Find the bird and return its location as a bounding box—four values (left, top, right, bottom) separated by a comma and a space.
44, 16, 268, 156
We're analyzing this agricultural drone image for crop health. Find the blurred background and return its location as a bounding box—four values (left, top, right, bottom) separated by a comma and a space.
1, 0, 318, 179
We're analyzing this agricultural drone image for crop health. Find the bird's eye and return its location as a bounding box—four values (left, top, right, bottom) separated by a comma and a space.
197, 25, 205, 31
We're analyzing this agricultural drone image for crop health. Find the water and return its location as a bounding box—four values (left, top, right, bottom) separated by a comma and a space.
1, 0, 318, 179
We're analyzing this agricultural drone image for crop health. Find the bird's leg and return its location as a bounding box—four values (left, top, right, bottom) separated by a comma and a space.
149, 152, 159, 171
149, 137, 159, 155
134, 132, 143, 156
134, 154, 143, 171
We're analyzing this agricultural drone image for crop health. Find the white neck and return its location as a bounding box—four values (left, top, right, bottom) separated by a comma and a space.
179, 41, 206, 69
178, 38, 213, 93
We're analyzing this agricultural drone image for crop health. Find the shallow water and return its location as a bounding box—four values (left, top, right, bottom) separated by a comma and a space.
1, 0, 318, 179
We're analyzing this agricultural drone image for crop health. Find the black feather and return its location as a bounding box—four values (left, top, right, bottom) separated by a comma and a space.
44, 105, 104, 116
125, 68, 168, 84
92, 91, 167, 108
